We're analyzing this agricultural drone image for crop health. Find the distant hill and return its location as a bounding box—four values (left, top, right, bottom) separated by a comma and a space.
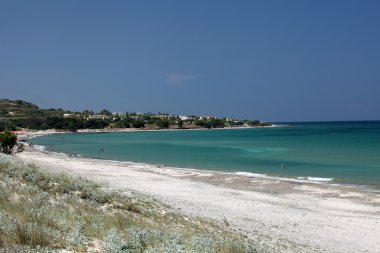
0, 99, 41, 118
0, 99, 39, 109
0, 98, 271, 131
0, 99, 66, 118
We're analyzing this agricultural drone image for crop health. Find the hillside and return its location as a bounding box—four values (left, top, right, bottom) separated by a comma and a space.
0, 99, 40, 117
0, 99, 66, 118
0, 98, 271, 131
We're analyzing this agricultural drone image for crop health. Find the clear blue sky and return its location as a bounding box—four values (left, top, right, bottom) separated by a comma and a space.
0, 0, 379, 122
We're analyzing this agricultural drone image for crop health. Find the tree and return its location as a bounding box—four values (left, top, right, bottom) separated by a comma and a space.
209, 118, 225, 128
83, 109, 94, 115
178, 119, 184, 128
131, 120, 145, 128
0, 120, 16, 131
157, 120, 170, 128
0, 130, 17, 154
99, 109, 112, 117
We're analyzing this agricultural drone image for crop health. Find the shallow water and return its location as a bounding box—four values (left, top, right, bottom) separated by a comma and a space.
31, 121, 380, 188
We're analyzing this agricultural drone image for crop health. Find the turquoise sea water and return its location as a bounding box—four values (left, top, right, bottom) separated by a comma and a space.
31, 121, 380, 188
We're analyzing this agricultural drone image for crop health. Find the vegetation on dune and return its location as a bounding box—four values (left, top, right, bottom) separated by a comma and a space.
0, 154, 259, 252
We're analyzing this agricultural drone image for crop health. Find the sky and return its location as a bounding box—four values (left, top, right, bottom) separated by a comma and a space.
0, 0, 379, 122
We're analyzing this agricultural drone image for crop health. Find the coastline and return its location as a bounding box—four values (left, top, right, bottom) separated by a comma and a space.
16, 147, 380, 253
16, 125, 286, 139
20, 128, 379, 193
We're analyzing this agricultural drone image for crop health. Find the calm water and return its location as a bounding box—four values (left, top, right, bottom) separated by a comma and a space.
31, 121, 380, 188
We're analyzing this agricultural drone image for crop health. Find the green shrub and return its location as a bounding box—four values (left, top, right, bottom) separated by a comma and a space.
0, 130, 17, 154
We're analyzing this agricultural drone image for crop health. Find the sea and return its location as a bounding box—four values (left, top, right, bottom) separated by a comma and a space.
30, 121, 380, 189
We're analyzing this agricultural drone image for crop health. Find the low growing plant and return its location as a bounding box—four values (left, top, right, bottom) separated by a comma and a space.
0, 154, 258, 252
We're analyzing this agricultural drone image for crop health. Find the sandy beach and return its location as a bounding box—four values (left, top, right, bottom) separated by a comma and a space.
15, 147, 380, 253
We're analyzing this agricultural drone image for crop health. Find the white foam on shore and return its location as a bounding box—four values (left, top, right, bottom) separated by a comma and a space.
235, 172, 268, 178
235, 171, 335, 185
305, 177, 334, 182
33, 145, 46, 152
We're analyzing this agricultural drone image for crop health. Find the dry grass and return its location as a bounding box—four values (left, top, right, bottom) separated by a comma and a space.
0, 154, 259, 252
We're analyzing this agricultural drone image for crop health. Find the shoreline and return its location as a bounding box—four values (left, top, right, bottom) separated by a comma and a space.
16, 124, 287, 138
29, 146, 380, 194
22, 145, 380, 197
16, 147, 380, 253
20, 129, 380, 193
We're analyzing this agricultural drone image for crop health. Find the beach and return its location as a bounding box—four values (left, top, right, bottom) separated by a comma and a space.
3, 1, 380, 251
16, 147, 380, 253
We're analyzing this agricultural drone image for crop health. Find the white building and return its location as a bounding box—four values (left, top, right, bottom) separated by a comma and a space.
89, 115, 107, 120
63, 113, 76, 118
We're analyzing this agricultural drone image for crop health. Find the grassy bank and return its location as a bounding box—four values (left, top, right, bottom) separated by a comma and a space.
0, 154, 258, 252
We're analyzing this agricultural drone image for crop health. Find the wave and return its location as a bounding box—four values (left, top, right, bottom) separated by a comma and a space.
31, 144, 78, 158
235, 172, 268, 178
33, 145, 46, 152
299, 176, 334, 182
235, 171, 334, 184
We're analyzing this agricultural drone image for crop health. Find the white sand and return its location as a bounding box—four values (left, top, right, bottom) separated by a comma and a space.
17, 150, 380, 253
